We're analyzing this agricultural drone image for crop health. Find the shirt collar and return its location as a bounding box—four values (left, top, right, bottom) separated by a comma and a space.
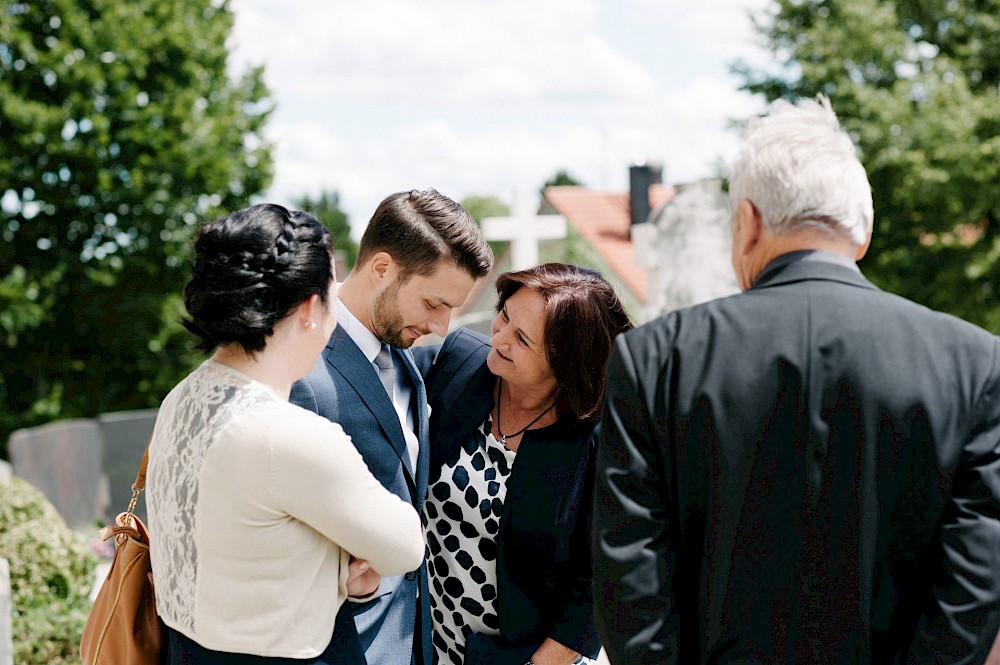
335, 298, 382, 365
756, 249, 860, 285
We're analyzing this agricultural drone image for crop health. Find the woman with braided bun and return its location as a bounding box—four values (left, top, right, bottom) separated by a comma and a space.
146, 203, 424, 664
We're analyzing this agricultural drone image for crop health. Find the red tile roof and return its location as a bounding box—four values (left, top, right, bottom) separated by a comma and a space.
544, 184, 674, 303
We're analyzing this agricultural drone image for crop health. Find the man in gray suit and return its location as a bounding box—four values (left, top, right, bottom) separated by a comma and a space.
291, 189, 492, 665
592, 97, 1000, 663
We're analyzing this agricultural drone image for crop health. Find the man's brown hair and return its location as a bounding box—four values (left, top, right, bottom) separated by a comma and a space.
356, 189, 493, 280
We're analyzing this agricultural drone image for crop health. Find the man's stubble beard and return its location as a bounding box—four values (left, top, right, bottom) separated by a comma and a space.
371, 281, 412, 349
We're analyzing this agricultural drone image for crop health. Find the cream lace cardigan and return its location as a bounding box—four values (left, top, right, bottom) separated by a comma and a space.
147, 360, 424, 658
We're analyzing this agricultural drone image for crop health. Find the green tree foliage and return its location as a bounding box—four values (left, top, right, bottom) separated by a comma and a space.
0, 0, 273, 452
294, 190, 358, 272
461, 194, 509, 223
0, 477, 98, 664
541, 168, 583, 195
735, 0, 1000, 330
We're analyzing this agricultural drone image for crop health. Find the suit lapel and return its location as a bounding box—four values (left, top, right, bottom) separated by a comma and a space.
325, 326, 413, 479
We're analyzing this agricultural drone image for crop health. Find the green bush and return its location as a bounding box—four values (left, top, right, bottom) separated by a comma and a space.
0, 477, 97, 665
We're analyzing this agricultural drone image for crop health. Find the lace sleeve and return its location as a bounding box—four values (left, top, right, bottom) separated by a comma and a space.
147, 362, 272, 633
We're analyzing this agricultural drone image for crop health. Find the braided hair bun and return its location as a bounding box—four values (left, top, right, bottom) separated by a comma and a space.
183, 203, 333, 353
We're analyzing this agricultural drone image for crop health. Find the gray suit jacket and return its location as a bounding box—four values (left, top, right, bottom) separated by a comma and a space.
593, 254, 1000, 664
292, 323, 432, 665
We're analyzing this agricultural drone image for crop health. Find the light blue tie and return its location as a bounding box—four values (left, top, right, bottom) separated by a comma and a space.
373, 343, 395, 400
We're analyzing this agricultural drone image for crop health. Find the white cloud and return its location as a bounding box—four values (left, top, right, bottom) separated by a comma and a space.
626, 0, 773, 65
229, 0, 771, 230
231, 0, 654, 106
268, 117, 610, 231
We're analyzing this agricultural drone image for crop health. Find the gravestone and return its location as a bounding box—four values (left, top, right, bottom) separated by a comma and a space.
0, 460, 9, 482
482, 189, 567, 271
7, 419, 109, 531
0, 558, 9, 665
633, 179, 739, 321
98, 409, 158, 523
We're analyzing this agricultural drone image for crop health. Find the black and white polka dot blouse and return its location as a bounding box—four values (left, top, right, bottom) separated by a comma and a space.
423, 418, 596, 665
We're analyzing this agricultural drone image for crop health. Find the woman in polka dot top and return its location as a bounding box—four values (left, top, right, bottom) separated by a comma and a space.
414, 263, 633, 665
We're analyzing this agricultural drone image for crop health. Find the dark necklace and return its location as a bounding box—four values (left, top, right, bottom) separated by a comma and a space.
495, 378, 556, 446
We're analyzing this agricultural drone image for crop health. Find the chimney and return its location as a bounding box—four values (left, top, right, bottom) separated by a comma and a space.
629, 162, 663, 230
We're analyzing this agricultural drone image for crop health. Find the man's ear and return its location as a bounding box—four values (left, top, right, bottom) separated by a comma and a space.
367, 252, 395, 286
855, 230, 873, 261
736, 199, 763, 256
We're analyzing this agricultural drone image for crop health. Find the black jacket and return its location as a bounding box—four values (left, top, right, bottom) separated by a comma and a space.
415, 328, 601, 658
593, 253, 1000, 664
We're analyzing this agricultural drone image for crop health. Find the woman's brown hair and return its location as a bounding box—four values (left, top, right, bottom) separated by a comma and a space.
495, 263, 633, 422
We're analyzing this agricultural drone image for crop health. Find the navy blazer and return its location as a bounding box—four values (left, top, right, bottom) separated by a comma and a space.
292, 323, 432, 665
416, 328, 601, 658
593, 255, 1000, 664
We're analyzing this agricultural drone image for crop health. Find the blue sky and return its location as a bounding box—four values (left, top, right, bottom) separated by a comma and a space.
228, 0, 772, 235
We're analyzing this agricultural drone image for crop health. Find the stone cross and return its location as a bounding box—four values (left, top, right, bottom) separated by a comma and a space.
482, 189, 567, 271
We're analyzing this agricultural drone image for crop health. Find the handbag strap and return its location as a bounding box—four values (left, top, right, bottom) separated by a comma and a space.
98, 435, 155, 542
134, 443, 150, 491
126, 436, 153, 517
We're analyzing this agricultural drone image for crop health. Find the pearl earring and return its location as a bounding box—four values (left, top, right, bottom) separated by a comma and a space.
305, 321, 317, 330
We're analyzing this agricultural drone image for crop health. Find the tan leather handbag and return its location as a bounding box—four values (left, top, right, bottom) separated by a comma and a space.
80, 445, 164, 665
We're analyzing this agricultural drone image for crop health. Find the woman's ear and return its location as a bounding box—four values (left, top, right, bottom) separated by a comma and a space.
298, 294, 322, 330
